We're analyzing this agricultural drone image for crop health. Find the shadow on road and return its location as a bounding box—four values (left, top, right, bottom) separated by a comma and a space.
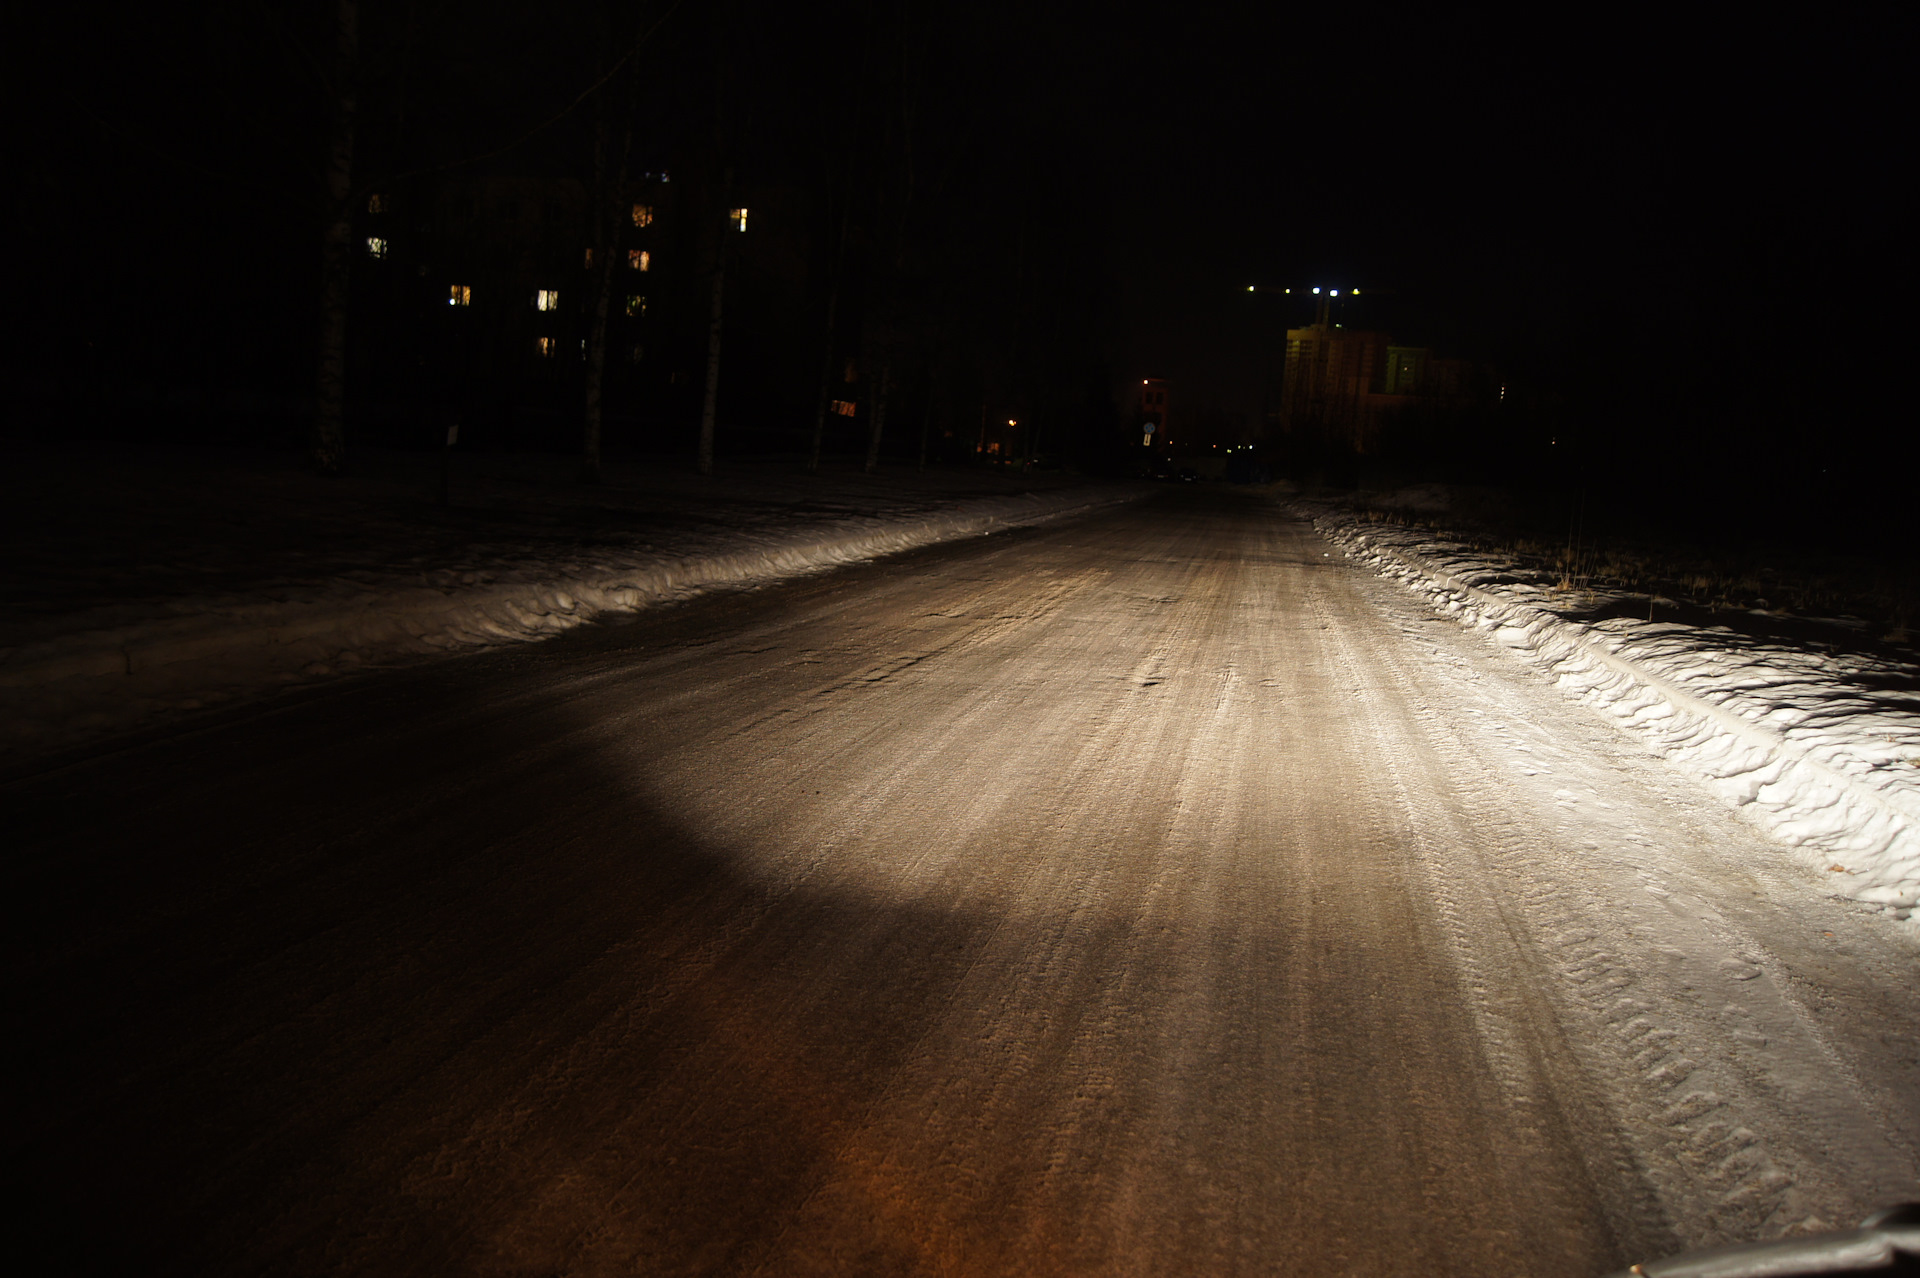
8, 645, 1018, 1274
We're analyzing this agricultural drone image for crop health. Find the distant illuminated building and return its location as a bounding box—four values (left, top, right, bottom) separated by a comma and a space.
1383, 345, 1426, 395
1379, 346, 1482, 401
1275, 292, 1392, 454
1277, 294, 1495, 459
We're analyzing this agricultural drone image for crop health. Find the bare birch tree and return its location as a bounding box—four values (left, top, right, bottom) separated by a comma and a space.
311, 0, 357, 475
581, 14, 642, 485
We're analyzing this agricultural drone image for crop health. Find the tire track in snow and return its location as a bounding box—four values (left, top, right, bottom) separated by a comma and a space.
1304, 511, 1920, 926
1303, 571, 1678, 1261
1308, 546, 1914, 1248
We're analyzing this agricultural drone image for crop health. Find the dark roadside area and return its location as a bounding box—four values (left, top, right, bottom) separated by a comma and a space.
0, 442, 1117, 633
1303, 479, 1917, 661
0, 442, 1137, 761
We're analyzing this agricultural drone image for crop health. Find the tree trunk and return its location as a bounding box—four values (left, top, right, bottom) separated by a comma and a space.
583, 34, 639, 486
311, 0, 357, 475
807, 287, 837, 472
917, 374, 935, 470
583, 136, 631, 482
864, 361, 889, 474
698, 255, 725, 476
809, 181, 855, 473
583, 251, 614, 483
581, 105, 611, 485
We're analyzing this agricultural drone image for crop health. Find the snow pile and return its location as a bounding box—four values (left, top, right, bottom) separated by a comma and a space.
1307, 508, 1920, 923
1, 481, 1141, 755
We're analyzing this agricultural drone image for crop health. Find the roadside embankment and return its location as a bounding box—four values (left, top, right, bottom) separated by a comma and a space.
0, 448, 1145, 756
1303, 502, 1920, 927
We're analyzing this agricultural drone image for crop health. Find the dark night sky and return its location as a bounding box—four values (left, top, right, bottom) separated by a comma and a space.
1099, 10, 1903, 457
5, 3, 1906, 519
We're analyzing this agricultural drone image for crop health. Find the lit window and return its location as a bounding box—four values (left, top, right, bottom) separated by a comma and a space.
832, 399, 857, 417
366, 237, 388, 258
631, 204, 653, 227
584, 247, 595, 268
534, 289, 560, 311
629, 249, 650, 271
625, 295, 646, 317
448, 285, 471, 307
367, 193, 387, 213
728, 208, 748, 232
535, 336, 556, 357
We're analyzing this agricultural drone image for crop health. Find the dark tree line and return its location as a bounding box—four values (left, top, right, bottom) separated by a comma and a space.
9, 0, 1130, 478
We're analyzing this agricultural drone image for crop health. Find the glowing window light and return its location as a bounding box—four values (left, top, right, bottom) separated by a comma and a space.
367, 193, 387, 213
535, 336, 556, 357
584, 247, 595, 268
629, 249, 650, 271
448, 285, 470, 307
365, 237, 388, 259
631, 203, 654, 227
625, 295, 646, 317
728, 208, 748, 232
534, 289, 560, 311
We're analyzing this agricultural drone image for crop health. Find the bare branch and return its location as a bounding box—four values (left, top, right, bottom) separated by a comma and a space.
373, 0, 688, 188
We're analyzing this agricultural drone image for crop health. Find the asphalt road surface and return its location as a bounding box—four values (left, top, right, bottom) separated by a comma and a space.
10, 491, 1917, 1276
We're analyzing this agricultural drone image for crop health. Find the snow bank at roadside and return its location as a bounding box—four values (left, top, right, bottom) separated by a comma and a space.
1307, 507, 1920, 924
1, 486, 1139, 754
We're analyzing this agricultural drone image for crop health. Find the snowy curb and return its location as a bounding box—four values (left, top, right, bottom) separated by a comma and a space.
1, 486, 1141, 754
1307, 510, 1920, 919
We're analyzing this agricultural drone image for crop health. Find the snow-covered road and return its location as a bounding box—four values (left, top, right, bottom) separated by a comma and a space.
10, 491, 1915, 1276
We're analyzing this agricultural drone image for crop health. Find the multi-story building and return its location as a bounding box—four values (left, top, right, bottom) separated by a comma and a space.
343, 170, 684, 447
1275, 311, 1389, 454
1277, 298, 1493, 459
